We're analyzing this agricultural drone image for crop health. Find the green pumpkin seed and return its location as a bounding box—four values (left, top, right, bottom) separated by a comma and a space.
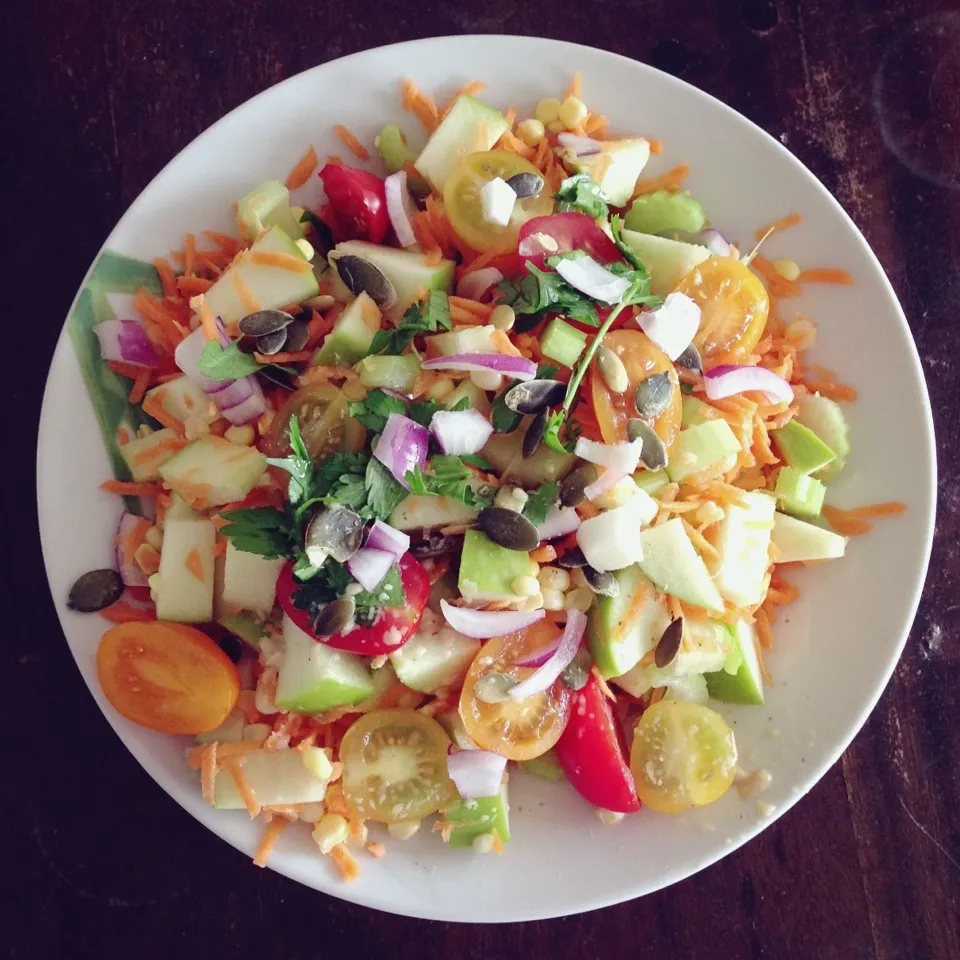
634, 372, 673, 419
504, 379, 566, 415
305, 505, 364, 565
596, 346, 629, 394
67, 569, 125, 612
655, 618, 683, 668
283, 319, 310, 352
627, 419, 669, 470
522, 410, 549, 460
559, 464, 599, 508
675, 343, 703, 375
256, 328, 288, 355
474, 672, 519, 704
505, 172, 545, 199
238, 309, 295, 337
411, 532, 465, 558
557, 546, 588, 569
315, 596, 356, 636
561, 649, 592, 691
478, 506, 541, 551
582, 565, 619, 597
335, 254, 398, 308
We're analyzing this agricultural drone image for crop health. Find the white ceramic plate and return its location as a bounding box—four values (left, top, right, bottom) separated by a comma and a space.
38, 36, 935, 922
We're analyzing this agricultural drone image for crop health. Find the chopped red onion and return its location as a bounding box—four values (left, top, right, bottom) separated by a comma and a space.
574, 437, 643, 473
557, 132, 604, 156
700, 228, 732, 257
373, 413, 429, 487
536, 505, 581, 541
421, 353, 537, 381
507, 610, 586, 701
456, 267, 503, 301
208, 376, 256, 410
95, 320, 159, 368
583, 467, 630, 502
637, 292, 702, 361
516, 633, 562, 668
220, 384, 267, 425
347, 547, 396, 592
439, 599, 545, 639
385, 171, 418, 248
116, 512, 149, 590
429, 408, 494, 456
555, 256, 631, 305
364, 520, 410, 562
447, 750, 507, 800
704, 364, 794, 405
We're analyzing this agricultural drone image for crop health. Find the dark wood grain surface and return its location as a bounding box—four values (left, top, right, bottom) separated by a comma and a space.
6, 1, 960, 957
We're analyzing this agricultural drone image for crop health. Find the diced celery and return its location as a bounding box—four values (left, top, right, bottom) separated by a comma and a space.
772, 420, 836, 474
775, 466, 826, 517
375, 124, 430, 196
680, 395, 711, 428
624, 189, 706, 236
356, 354, 421, 392
541, 317, 587, 368
444, 786, 510, 848
633, 468, 670, 498
666, 419, 741, 483
237, 179, 305, 241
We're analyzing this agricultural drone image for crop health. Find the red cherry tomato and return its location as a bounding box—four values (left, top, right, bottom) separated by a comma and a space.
276, 553, 429, 656
317, 164, 389, 244
554, 674, 640, 813
518, 212, 624, 267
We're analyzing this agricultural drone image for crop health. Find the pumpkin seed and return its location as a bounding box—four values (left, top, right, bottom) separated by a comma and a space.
334, 254, 398, 308
504, 379, 566, 414
256, 328, 288, 355
283, 319, 309, 353
67, 569, 125, 612
522, 410, 548, 460
411, 532, 465, 558
238, 309, 295, 337
305, 505, 364, 565
477, 506, 541, 551
627, 419, 669, 470
315, 596, 356, 636
582, 565, 619, 597
596, 346, 629, 394
675, 343, 703, 375
655, 618, 683, 668
257, 365, 297, 391
474, 672, 519, 704
634, 372, 673, 419
558, 546, 588, 569
561, 649, 592, 691
504, 172, 545, 199
559, 464, 599, 507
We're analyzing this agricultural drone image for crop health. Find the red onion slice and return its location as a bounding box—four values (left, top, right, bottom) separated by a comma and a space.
447, 750, 507, 800
373, 412, 429, 487
637, 292, 702, 362
421, 353, 537, 382
95, 320, 159, 368
429, 408, 494, 456
536, 505, 581, 541
555, 256, 631, 305
456, 267, 503, 301
346, 547, 396, 593
507, 610, 587, 701
116, 512, 149, 589
364, 520, 410, 562
440, 600, 545, 639
516, 634, 562, 668
220, 386, 267, 426
704, 364, 794, 405
384, 171, 418, 248
557, 132, 605, 156
699, 228, 732, 257
208, 376, 255, 410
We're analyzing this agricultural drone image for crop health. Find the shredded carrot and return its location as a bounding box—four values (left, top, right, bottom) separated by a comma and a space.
584, 113, 608, 138
152, 258, 178, 298
127, 368, 151, 405
647, 137, 664, 155
200, 743, 218, 805
798, 267, 855, 285
491, 329, 522, 357
326, 153, 343, 166
822, 502, 905, 536
402, 78, 441, 132
802, 380, 858, 402
423, 246, 443, 266
221, 757, 261, 818
441, 81, 486, 119
448, 296, 493, 318
141, 396, 186, 436
101, 479, 160, 498
285, 145, 319, 190
184, 548, 205, 582
755, 212, 802, 241
183, 234, 198, 277
253, 817, 289, 868
752, 255, 801, 298
333, 124, 369, 160
198, 296, 218, 342
631, 163, 690, 199
754, 607, 774, 650
491, 833, 505, 855
367, 842, 386, 858
133, 289, 186, 346
176, 276, 213, 297
330, 844, 360, 882
100, 600, 156, 624
120, 515, 151, 566
212, 541, 226, 559
503, 107, 517, 130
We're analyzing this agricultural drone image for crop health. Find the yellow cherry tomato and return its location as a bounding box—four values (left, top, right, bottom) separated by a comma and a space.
261, 383, 365, 459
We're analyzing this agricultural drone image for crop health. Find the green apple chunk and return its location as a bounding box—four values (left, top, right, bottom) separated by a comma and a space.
155, 518, 216, 623
158, 436, 266, 509
638, 518, 724, 612
444, 785, 511, 849
705, 618, 765, 706
458, 529, 532, 604
390, 608, 481, 694
213, 746, 333, 809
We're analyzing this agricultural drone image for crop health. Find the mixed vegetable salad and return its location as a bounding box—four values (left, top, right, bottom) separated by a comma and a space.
68, 74, 905, 880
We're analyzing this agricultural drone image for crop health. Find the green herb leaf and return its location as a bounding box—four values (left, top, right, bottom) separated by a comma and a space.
609, 215, 644, 271
554, 173, 610, 220
491, 384, 523, 433
541, 410, 574, 454
291, 560, 405, 630
219, 507, 298, 559
405, 454, 494, 508
537, 364, 560, 379
197, 338, 262, 381
497, 262, 600, 327
460, 453, 493, 470
265, 416, 314, 504
522, 482, 559, 526
369, 291, 452, 356
349, 389, 408, 433
364, 456, 408, 520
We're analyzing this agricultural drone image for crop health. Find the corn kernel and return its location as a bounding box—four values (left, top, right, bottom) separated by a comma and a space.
773, 258, 800, 281
472, 832, 497, 854
304, 294, 336, 311
559, 96, 588, 130
295, 238, 315, 260
313, 813, 349, 854
225, 424, 255, 446
541, 588, 565, 611
516, 118, 545, 147
547, 119, 566, 134
302, 747, 334, 781
564, 587, 594, 612
242, 723, 271, 743
512, 575, 541, 597
495, 485, 527, 512
596, 808, 625, 826
522, 591, 545, 612
387, 819, 421, 840
427, 377, 455, 402
299, 802, 327, 823
535, 97, 562, 125
489, 304, 516, 332
144, 525, 163, 550
538, 566, 571, 592
470, 369, 504, 391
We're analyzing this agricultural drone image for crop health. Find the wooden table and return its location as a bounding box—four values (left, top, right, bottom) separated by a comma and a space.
7, 2, 959, 957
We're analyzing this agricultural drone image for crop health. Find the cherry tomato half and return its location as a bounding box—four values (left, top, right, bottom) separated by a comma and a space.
459, 620, 573, 761
276, 554, 430, 656
261, 383, 365, 460
555, 674, 640, 814
518, 212, 624, 267
97, 622, 240, 735
318, 164, 389, 244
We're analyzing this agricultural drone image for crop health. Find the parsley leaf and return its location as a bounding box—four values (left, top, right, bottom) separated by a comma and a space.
219, 507, 298, 559
537, 364, 560, 379
609, 214, 644, 270
554, 173, 610, 220
265, 417, 314, 504
491, 383, 523, 434
291, 562, 406, 629
406, 455, 495, 508
522, 482, 559, 526
349, 389, 408, 433
460, 453, 492, 470
369, 291, 452, 355
364, 456, 408, 520
197, 339, 262, 381
497, 262, 600, 327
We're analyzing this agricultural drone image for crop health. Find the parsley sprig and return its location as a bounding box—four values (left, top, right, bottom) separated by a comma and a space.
368, 291, 452, 355
197, 339, 262, 381
554, 173, 610, 220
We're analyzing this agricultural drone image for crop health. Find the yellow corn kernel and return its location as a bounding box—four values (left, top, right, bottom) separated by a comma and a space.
516, 119, 545, 147
299, 802, 327, 823
537, 566, 571, 592
313, 813, 349, 854
564, 587, 594, 613
302, 747, 334, 781
225, 424, 256, 446
489, 304, 516, 332
547, 119, 566, 134
470, 369, 504, 391
472, 832, 497, 854
144, 525, 163, 550
541, 588, 565, 611
559, 96, 588, 130
535, 98, 562, 125
773, 258, 800, 281
512, 575, 541, 597
596, 808, 625, 825
426, 377, 455, 402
